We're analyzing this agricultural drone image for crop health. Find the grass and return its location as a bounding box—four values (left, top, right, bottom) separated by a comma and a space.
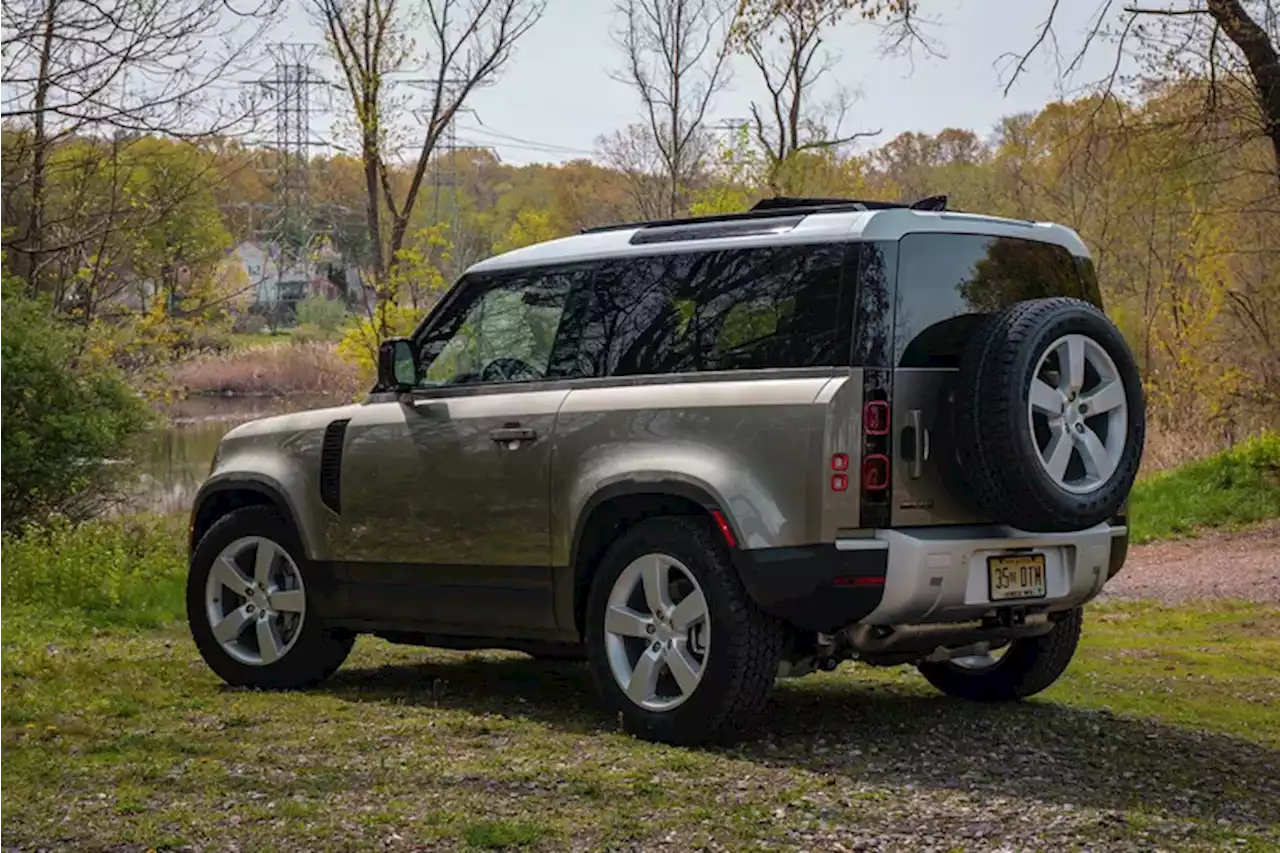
2, 602, 1277, 851
1129, 431, 1280, 543
0, 515, 186, 633
225, 330, 294, 350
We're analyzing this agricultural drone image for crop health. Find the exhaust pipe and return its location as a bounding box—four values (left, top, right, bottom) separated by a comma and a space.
844, 615, 1054, 658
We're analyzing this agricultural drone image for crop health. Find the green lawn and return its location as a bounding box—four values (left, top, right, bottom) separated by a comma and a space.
3, 602, 1278, 852
1130, 431, 1280, 543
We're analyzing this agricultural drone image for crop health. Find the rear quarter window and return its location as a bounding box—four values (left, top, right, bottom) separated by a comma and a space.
895, 233, 1090, 368
549, 244, 848, 378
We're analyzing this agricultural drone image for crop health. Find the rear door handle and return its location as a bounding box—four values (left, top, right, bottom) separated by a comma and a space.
907, 409, 930, 479
489, 425, 537, 443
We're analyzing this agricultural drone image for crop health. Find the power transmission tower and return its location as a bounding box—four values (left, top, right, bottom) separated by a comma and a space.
258, 43, 328, 321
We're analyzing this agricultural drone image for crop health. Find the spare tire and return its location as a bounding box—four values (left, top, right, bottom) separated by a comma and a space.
950, 297, 1144, 532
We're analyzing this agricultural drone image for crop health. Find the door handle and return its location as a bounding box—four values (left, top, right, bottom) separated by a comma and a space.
489, 425, 537, 443
907, 409, 930, 479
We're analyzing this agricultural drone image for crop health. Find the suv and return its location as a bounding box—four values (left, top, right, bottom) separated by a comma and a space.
187, 197, 1144, 744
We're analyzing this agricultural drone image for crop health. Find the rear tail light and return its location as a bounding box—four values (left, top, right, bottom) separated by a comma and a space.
858, 375, 893, 528
862, 454, 890, 491
864, 401, 890, 435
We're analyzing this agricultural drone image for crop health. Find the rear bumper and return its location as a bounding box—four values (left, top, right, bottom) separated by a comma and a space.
735, 523, 1127, 632
863, 522, 1126, 624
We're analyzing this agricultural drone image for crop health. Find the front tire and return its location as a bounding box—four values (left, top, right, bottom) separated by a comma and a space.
917, 608, 1083, 701
187, 506, 354, 689
585, 517, 785, 744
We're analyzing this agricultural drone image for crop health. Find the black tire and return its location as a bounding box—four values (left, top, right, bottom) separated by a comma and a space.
917, 608, 1083, 701
951, 297, 1145, 531
187, 506, 354, 689
584, 517, 785, 745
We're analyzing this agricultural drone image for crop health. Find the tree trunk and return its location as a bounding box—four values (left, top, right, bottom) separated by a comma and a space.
27, 0, 59, 293
1206, 0, 1280, 184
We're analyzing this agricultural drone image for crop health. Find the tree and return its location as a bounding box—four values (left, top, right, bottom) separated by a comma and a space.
314, 0, 544, 339
740, 2, 879, 191
739, 1, 1278, 186
1, 0, 278, 291
610, 0, 739, 216
1, 273, 152, 530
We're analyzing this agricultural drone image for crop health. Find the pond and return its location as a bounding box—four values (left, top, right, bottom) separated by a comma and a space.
134, 395, 343, 516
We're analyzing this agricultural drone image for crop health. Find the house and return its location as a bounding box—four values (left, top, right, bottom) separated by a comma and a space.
229, 241, 344, 311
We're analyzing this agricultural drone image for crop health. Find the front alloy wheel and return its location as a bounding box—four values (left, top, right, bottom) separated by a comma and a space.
187, 506, 353, 689
205, 536, 307, 666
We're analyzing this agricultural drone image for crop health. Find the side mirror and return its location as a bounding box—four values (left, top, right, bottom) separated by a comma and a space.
377, 337, 417, 392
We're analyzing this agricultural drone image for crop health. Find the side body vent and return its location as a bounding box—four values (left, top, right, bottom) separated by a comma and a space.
319, 419, 350, 514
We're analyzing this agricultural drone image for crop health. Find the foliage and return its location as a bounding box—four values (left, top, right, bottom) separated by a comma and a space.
493, 209, 559, 253
232, 313, 268, 335
1130, 432, 1280, 543
0, 515, 185, 631
294, 296, 348, 332
337, 301, 426, 386
1, 281, 152, 530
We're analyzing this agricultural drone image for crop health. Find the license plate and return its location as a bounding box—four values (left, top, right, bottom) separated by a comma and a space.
987, 554, 1047, 601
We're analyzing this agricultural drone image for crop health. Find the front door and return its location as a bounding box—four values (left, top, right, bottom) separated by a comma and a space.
336, 267, 583, 633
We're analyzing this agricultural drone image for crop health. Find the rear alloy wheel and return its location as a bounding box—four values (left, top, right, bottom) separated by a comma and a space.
188, 506, 353, 689
603, 553, 710, 712
585, 517, 784, 744
918, 608, 1083, 702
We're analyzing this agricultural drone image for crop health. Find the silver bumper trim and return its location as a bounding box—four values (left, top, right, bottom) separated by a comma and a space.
858, 522, 1123, 625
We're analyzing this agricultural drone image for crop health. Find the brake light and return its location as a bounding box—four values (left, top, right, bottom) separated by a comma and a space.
862, 454, 890, 491
864, 401, 890, 435
858, 375, 893, 528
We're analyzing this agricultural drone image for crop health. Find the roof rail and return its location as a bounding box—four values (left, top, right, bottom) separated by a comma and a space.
751, 194, 948, 212
580, 194, 947, 235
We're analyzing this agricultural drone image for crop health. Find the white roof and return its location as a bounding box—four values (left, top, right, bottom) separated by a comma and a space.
468, 208, 1091, 275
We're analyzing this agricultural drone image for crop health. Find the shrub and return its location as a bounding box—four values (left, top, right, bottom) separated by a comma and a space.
1, 515, 185, 632
167, 341, 364, 398
1130, 431, 1280, 542
290, 322, 335, 345
295, 296, 347, 333
232, 312, 268, 335
1, 283, 153, 531
337, 301, 425, 386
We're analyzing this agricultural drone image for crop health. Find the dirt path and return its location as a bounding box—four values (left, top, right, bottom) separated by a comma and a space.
1101, 521, 1280, 605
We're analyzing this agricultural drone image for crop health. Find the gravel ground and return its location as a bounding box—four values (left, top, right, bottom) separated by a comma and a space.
1102, 521, 1280, 605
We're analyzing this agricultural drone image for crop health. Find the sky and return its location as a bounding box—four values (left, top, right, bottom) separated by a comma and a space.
273, 0, 1128, 166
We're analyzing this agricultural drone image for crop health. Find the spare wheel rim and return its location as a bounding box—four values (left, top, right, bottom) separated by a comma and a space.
1026, 333, 1129, 495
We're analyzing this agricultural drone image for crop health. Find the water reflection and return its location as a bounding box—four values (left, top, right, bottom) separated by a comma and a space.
133, 395, 342, 515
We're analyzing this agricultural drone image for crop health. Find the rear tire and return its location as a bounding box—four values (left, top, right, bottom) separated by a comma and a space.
188, 506, 354, 689
585, 517, 785, 744
917, 608, 1083, 701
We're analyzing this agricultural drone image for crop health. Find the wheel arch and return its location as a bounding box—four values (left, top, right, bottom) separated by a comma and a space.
568, 481, 731, 638
190, 478, 306, 557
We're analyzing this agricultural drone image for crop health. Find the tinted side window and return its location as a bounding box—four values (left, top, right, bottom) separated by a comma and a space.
415, 268, 578, 387
896, 234, 1085, 367
551, 244, 846, 378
